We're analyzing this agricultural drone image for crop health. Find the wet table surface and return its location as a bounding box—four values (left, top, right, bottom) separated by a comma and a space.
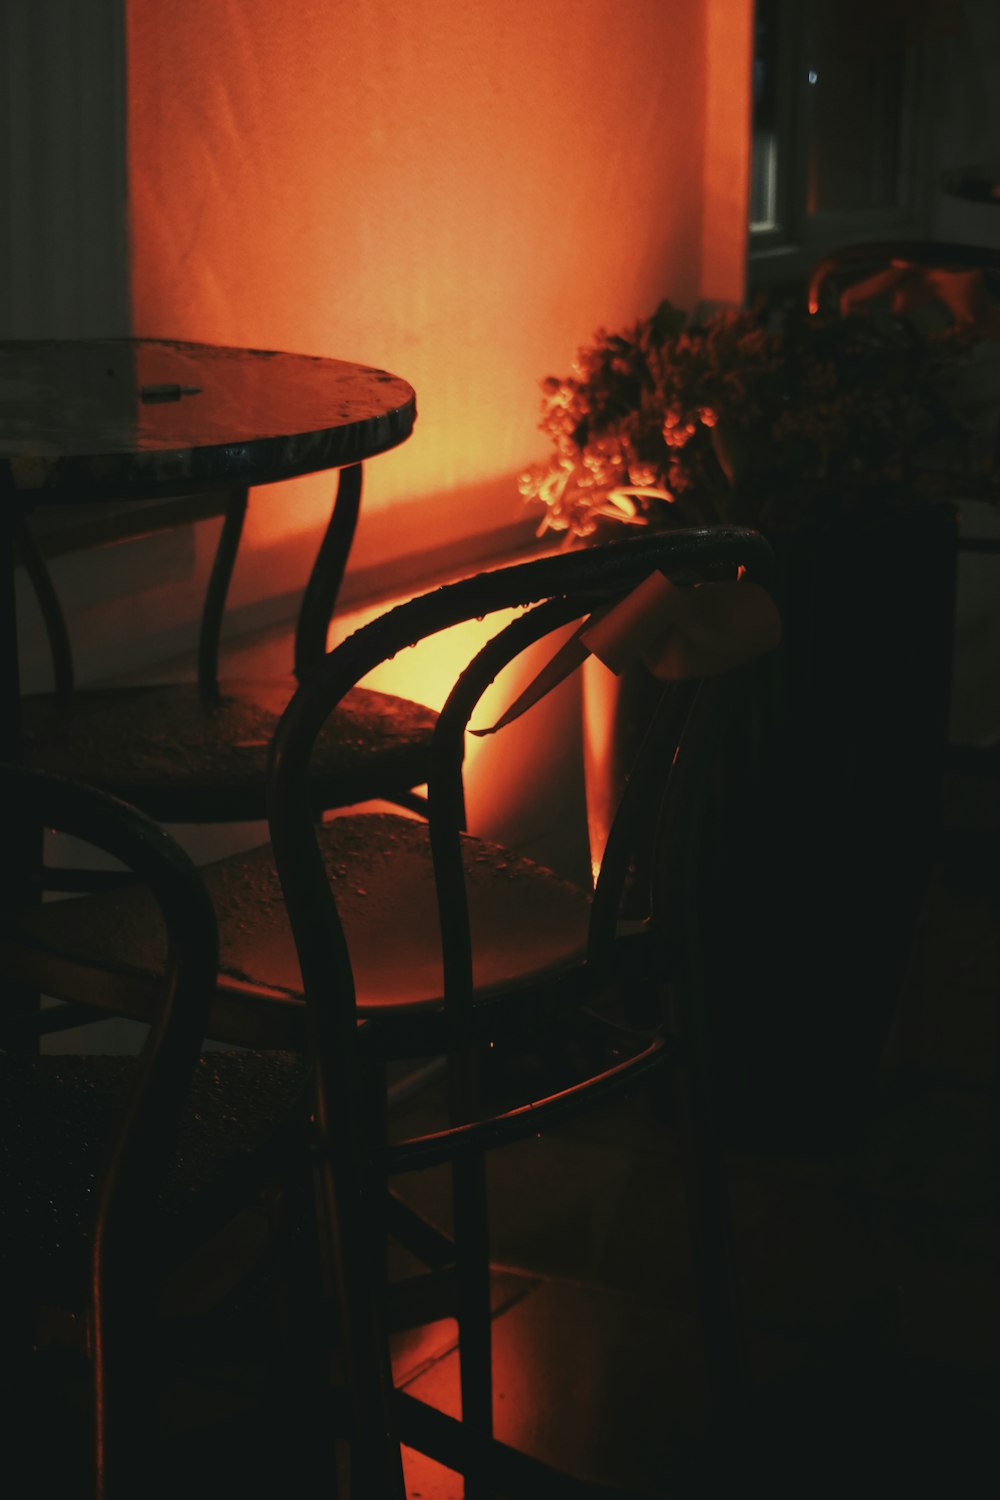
0, 338, 417, 767
0, 338, 416, 502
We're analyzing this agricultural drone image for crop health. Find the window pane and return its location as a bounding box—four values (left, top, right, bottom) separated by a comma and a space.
806, 0, 905, 215
751, 0, 782, 230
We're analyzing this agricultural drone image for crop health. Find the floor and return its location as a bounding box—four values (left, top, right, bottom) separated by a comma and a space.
383, 778, 1000, 1499
31, 599, 1000, 1497
32, 776, 997, 1499
181, 549, 999, 1498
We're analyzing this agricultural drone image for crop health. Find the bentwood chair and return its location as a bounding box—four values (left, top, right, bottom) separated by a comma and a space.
0, 766, 310, 1498
15, 468, 437, 860
0, 528, 780, 1496
806, 239, 1000, 791
263, 528, 779, 1496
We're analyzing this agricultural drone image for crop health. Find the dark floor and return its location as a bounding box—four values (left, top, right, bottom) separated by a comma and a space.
37, 762, 999, 1498
383, 783, 1000, 1498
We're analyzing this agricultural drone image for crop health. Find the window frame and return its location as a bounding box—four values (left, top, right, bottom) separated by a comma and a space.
747, 0, 936, 292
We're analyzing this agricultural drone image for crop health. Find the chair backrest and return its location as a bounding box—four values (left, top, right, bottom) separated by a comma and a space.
263, 529, 775, 1496
807, 239, 1000, 501
16, 462, 363, 698
266, 527, 776, 1053
807, 239, 1000, 320
0, 764, 219, 1494
0, 764, 218, 1256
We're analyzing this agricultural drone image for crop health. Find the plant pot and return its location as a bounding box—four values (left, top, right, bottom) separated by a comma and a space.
584, 503, 960, 1142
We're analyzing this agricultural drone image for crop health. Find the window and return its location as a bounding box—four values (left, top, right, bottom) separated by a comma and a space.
749, 0, 931, 285
750, 0, 793, 235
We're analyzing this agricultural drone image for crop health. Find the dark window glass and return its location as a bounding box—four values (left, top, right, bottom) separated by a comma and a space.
806, 0, 906, 215
751, 0, 782, 230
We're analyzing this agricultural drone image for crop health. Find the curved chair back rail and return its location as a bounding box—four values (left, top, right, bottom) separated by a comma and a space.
267, 524, 773, 1032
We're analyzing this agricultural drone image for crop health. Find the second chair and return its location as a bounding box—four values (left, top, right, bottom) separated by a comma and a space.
2, 525, 780, 1497
16, 464, 438, 844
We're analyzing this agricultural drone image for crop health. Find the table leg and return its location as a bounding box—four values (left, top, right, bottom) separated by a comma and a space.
294, 463, 363, 680
1, 516, 22, 765
1, 512, 44, 1049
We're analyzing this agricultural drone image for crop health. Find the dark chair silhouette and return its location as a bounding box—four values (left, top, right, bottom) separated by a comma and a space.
807, 238, 1000, 791
15, 470, 437, 861
0, 765, 309, 1497
266, 527, 778, 1496
1, 527, 779, 1496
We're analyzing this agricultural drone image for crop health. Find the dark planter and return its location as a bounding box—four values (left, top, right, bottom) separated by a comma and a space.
583, 503, 959, 1142
701, 501, 959, 1141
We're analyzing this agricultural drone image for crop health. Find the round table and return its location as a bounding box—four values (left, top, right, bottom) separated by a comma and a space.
0, 338, 416, 498
0, 337, 417, 754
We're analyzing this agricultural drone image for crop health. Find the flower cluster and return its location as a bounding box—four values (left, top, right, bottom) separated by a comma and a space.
520, 298, 976, 540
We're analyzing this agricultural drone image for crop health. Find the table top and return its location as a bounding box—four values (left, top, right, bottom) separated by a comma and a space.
0, 338, 417, 502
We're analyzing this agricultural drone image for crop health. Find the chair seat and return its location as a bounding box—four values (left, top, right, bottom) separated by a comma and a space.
0, 1050, 306, 1307
20, 679, 438, 822
4, 815, 593, 1044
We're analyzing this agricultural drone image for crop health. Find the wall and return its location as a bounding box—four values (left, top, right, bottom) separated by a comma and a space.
700, 0, 754, 309
11, 2, 755, 875
126, 0, 743, 607
120, 0, 754, 874
9, 2, 755, 678
0, 0, 129, 338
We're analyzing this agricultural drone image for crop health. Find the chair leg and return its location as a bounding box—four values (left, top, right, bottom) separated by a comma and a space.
452, 1152, 495, 1499
92, 1279, 157, 1500
271, 1150, 347, 1491
666, 976, 749, 1449
314, 1155, 407, 1498
671, 1054, 747, 1417
448, 1044, 496, 1499
309, 1049, 407, 1500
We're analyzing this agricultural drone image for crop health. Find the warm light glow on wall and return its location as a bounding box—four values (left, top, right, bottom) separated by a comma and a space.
125, 2, 751, 866
328, 596, 591, 880
126, 0, 750, 596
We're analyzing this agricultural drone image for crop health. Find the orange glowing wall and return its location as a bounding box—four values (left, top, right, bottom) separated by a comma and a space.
126, 0, 753, 600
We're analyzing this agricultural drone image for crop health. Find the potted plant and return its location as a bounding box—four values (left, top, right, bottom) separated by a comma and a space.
519, 295, 979, 537
520, 296, 987, 1138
